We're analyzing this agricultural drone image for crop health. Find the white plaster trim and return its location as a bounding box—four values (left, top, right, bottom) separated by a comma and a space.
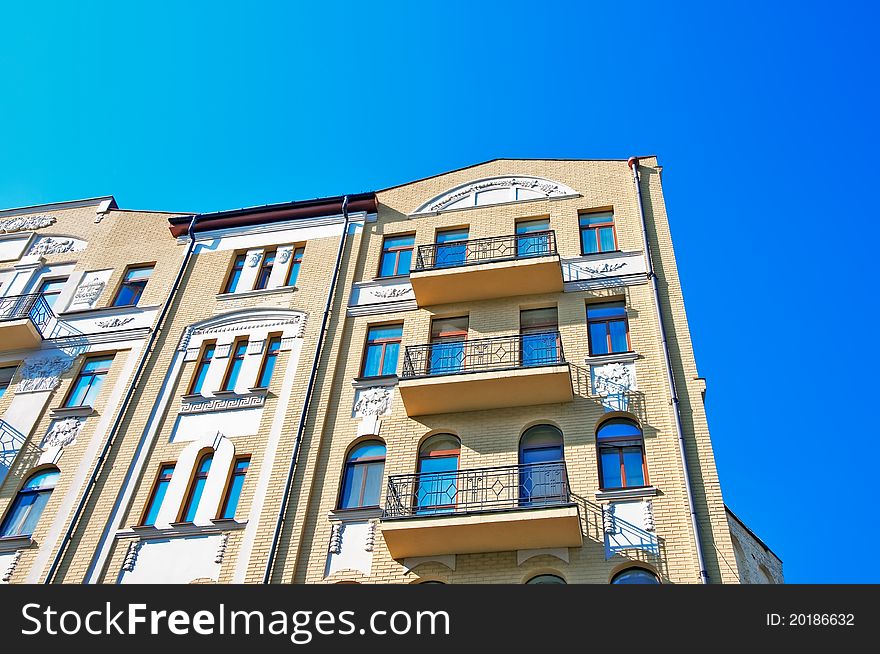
180, 211, 368, 245
595, 486, 658, 501
584, 351, 639, 366
215, 286, 296, 301
328, 507, 384, 523
411, 176, 579, 215
117, 520, 247, 541
347, 299, 418, 317
516, 548, 570, 566
0, 196, 114, 219
402, 555, 456, 572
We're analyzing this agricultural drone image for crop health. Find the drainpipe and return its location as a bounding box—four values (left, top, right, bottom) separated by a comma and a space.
262, 195, 350, 584
44, 213, 200, 583
627, 157, 710, 585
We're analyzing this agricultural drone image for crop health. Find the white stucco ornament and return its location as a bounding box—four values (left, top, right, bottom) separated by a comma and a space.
354, 387, 392, 417
0, 215, 55, 234
17, 354, 75, 393
72, 279, 105, 307
41, 417, 82, 449
591, 362, 636, 395
27, 237, 80, 256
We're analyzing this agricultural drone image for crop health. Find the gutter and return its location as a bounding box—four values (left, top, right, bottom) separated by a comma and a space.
44, 214, 199, 583
627, 157, 710, 584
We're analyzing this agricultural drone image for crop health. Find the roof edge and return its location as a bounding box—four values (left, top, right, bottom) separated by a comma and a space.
725, 504, 782, 563
0, 195, 117, 219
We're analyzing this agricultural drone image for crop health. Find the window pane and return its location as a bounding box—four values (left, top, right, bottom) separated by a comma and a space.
221, 474, 246, 519
598, 226, 616, 251
436, 229, 468, 243
522, 332, 558, 366
82, 357, 113, 373
579, 212, 613, 226
82, 375, 105, 407
20, 491, 51, 535
520, 307, 558, 330
581, 227, 598, 254
224, 359, 243, 390
0, 366, 15, 398
612, 569, 659, 584
379, 254, 397, 277
349, 442, 386, 460
609, 320, 629, 352
430, 341, 464, 374
516, 219, 550, 234
286, 262, 301, 286
587, 302, 626, 319
381, 342, 400, 375
597, 420, 642, 439
66, 375, 92, 407
397, 249, 413, 275
527, 574, 566, 584
384, 235, 414, 249
258, 354, 278, 388
521, 445, 563, 464
340, 465, 365, 508
623, 448, 645, 486
125, 267, 153, 282
431, 317, 468, 338
362, 461, 384, 506
183, 478, 207, 522
191, 364, 210, 394
589, 322, 609, 355
362, 344, 382, 377
0, 494, 36, 536
369, 325, 403, 341
225, 268, 242, 293
600, 450, 622, 488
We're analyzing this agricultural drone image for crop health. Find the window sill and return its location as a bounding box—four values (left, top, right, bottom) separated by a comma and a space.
352, 375, 399, 389
216, 286, 296, 301
181, 393, 205, 402
595, 486, 657, 501
0, 535, 34, 552
328, 507, 383, 522
371, 274, 410, 282
122, 520, 247, 540
247, 386, 270, 395
211, 390, 237, 397
584, 351, 639, 366
50, 406, 97, 419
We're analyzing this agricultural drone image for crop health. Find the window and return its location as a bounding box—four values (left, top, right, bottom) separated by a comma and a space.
285, 246, 305, 287
113, 265, 153, 306
597, 418, 648, 490
142, 464, 174, 526
361, 324, 403, 378
416, 434, 460, 514
579, 211, 617, 254
38, 278, 67, 311
339, 440, 386, 509
255, 249, 276, 290
434, 228, 469, 268
587, 301, 630, 355
520, 307, 560, 367
219, 456, 250, 520
378, 234, 415, 277
180, 452, 213, 522
0, 468, 59, 537
221, 339, 248, 391
519, 424, 565, 504
429, 316, 468, 375
611, 568, 660, 584
189, 342, 216, 395
526, 574, 566, 584
223, 254, 247, 294
0, 365, 15, 399
515, 218, 551, 257
65, 355, 114, 408
256, 336, 282, 389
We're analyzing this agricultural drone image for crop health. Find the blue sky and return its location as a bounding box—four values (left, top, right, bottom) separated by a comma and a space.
2, 1, 878, 582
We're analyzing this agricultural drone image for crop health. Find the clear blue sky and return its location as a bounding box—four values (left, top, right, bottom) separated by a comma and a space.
2, 1, 877, 583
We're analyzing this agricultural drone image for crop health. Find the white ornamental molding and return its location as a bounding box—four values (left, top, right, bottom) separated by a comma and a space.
643, 500, 655, 532
17, 354, 75, 393
591, 362, 636, 395
214, 533, 230, 564
246, 252, 263, 267
180, 393, 266, 415
72, 279, 105, 307
364, 520, 377, 552
26, 237, 81, 257
2, 551, 23, 582
96, 317, 135, 329
413, 176, 578, 214
214, 344, 232, 359
277, 248, 292, 264
371, 287, 411, 300
41, 417, 83, 450
0, 215, 55, 234
353, 387, 392, 418
329, 523, 343, 555
582, 261, 628, 275
602, 504, 616, 534
178, 311, 308, 351
122, 540, 142, 572
247, 339, 266, 355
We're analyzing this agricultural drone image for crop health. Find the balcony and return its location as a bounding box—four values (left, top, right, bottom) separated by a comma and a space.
0, 294, 53, 351
381, 461, 582, 558
398, 332, 572, 416
409, 231, 563, 306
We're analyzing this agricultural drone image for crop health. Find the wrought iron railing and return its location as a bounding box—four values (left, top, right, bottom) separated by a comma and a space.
413, 230, 557, 271
385, 461, 572, 518
401, 331, 565, 378
0, 293, 53, 334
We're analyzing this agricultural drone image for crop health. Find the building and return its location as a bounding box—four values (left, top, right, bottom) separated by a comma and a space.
0, 158, 782, 584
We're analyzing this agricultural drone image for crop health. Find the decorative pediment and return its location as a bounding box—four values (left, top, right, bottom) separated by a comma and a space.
412, 176, 579, 215
179, 307, 308, 350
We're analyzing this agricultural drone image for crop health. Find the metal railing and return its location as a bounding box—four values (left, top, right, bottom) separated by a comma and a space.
413, 230, 557, 271
0, 293, 53, 334
385, 461, 572, 518
401, 331, 565, 378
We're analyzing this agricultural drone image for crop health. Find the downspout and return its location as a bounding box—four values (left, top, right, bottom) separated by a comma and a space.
44, 213, 199, 583
262, 195, 350, 584
627, 157, 710, 585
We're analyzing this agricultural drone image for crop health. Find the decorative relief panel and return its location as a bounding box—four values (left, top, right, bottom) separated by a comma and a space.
277, 248, 292, 264
353, 387, 392, 418
0, 215, 55, 234
246, 252, 262, 267
180, 393, 266, 415
70, 270, 112, 310
562, 251, 648, 291
412, 176, 579, 214
1, 551, 23, 582
590, 361, 637, 412
41, 417, 82, 449
325, 520, 373, 578
17, 353, 74, 393
26, 236, 86, 257
96, 317, 135, 329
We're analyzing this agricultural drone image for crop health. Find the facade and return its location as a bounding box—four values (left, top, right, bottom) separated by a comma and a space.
0, 158, 781, 584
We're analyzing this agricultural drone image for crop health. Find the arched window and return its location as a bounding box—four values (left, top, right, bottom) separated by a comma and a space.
339, 441, 386, 509
611, 568, 660, 584
597, 419, 648, 490
0, 468, 59, 537
519, 425, 565, 505
416, 434, 460, 514
526, 574, 566, 584
180, 452, 213, 522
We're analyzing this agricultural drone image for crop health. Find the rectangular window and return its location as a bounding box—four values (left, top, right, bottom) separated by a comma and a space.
189, 342, 216, 395
579, 211, 617, 254
65, 355, 114, 407
520, 307, 559, 367
430, 316, 468, 374
222, 339, 249, 391
361, 324, 403, 377
378, 234, 415, 277
219, 456, 250, 519
515, 218, 551, 257
0, 365, 16, 399
223, 254, 247, 294
285, 246, 305, 287
113, 265, 153, 307
256, 336, 282, 389
587, 301, 630, 355
255, 249, 276, 290
142, 464, 174, 526
435, 228, 469, 268
38, 278, 68, 311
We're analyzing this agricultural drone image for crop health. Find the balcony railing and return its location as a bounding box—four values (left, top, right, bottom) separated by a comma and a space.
413, 230, 557, 271
384, 461, 572, 518
401, 331, 565, 379
0, 293, 53, 333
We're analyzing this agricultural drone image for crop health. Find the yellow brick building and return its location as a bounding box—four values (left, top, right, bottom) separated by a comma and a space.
0, 159, 782, 584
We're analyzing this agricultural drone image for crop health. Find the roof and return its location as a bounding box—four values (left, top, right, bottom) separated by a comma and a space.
725, 505, 782, 562
0, 195, 117, 218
